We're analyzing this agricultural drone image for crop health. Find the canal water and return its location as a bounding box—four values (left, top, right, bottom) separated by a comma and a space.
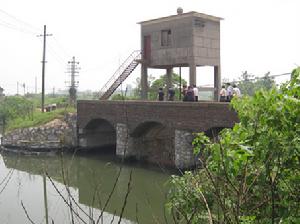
0, 152, 173, 224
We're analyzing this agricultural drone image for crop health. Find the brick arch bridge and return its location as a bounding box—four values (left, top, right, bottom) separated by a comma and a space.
77, 100, 238, 168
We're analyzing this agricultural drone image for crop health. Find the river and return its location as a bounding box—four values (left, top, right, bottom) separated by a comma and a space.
0, 151, 174, 224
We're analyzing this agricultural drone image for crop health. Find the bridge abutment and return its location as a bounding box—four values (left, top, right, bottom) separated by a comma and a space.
175, 130, 196, 169
116, 123, 136, 158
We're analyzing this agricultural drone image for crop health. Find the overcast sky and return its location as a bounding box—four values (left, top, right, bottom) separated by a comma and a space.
0, 0, 299, 95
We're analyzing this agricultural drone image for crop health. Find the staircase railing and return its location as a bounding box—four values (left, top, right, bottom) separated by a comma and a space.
99, 50, 141, 99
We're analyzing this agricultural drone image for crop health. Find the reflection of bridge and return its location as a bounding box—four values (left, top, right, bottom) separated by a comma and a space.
2, 153, 170, 224
77, 100, 238, 168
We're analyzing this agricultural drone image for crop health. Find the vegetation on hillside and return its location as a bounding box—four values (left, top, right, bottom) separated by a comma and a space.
6, 108, 75, 132
0, 95, 75, 133
167, 68, 300, 223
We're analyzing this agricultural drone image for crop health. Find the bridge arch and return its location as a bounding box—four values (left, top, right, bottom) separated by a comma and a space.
130, 121, 175, 166
204, 126, 230, 141
81, 118, 116, 152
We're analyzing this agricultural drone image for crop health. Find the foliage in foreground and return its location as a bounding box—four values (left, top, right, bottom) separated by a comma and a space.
167, 68, 300, 223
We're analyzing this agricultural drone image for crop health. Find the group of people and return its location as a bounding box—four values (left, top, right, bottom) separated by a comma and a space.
182, 84, 198, 102
157, 83, 241, 102
158, 87, 175, 101
219, 83, 241, 102
158, 84, 199, 102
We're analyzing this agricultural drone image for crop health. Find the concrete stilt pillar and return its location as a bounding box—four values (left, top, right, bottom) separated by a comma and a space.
214, 65, 221, 101
174, 130, 195, 169
141, 64, 148, 100
166, 67, 173, 90
189, 63, 196, 86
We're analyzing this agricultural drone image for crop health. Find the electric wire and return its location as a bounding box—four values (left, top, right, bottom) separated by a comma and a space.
37, 38, 66, 68
52, 36, 72, 58
0, 8, 41, 33
0, 20, 36, 35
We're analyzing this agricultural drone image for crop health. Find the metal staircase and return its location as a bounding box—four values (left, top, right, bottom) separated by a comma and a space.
99, 50, 141, 100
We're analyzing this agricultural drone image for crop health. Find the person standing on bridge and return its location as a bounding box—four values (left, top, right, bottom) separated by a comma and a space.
168, 87, 175, 101
226, 83, 233, 102
193, 84, 199, 102
233, 84, 241, 97
158, 87, 164, 101
182, 84, 188, 101
186, 86, 194, 102
219, 85, 227, 102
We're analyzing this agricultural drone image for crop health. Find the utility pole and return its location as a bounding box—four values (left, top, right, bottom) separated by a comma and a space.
37, 25, 52, 112
17, 82, 19, 95
23, 83, 26, 96
66, 56, 80, 107
179, 67, 182, 100
35, 76, 37, 94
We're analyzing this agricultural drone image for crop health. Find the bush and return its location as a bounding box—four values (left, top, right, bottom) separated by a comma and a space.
167, 68, 300, 223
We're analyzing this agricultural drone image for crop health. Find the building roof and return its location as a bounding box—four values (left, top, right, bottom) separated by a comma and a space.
138, 11, 223, 25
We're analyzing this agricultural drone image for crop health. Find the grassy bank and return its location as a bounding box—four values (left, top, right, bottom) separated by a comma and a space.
6, 107, 75, 132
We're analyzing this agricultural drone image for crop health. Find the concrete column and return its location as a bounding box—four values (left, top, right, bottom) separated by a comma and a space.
116, 123, 135, 158
189, 63, 196, 86
214, 65, 221, 101
78, 128, 88, 147
174, 129, 195, 169
166, 67, 173, 90
141, 64, 148, 100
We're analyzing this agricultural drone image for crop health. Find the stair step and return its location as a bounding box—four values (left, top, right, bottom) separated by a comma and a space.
99, 51, 141, 100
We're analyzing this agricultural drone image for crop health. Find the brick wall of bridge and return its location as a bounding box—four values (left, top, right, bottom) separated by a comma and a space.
77, 100, 238, 168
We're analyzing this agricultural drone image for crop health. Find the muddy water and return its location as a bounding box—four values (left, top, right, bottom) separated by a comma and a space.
0, 152, 173, 224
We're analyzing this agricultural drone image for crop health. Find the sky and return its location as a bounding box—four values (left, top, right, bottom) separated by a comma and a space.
0, 0, 299, 95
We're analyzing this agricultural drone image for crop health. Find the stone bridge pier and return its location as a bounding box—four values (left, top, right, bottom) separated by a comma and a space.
77, 101, 238, 169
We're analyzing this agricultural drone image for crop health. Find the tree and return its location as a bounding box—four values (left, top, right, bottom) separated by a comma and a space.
237, 71, 275, 96
167, 68, 300, 223
133, 74, 155, 98
132, 73, 187, 100
148, 73, 187, 100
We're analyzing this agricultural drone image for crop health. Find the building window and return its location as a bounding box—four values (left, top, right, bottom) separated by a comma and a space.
194, 18, 205, 28
161, 30, 171, 46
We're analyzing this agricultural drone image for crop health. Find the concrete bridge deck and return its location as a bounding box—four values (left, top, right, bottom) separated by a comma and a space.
77, 100, 238, 168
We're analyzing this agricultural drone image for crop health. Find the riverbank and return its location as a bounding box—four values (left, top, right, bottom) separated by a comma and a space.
1, 113, 77, 154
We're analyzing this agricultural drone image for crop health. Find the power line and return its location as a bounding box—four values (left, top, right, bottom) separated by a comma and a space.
51, 36, 72, 58
224, 72, 291, 84
0, 19, 36, 35
0, 8, 71, 65
0, 8, 41, 33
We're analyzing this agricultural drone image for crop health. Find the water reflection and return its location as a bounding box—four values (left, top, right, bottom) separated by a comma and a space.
0, 152, 172, 224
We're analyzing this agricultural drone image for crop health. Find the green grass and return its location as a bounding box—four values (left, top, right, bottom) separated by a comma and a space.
6, 107, 76, 132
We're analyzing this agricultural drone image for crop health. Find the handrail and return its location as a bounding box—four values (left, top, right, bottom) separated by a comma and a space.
99, 50, 141, 98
